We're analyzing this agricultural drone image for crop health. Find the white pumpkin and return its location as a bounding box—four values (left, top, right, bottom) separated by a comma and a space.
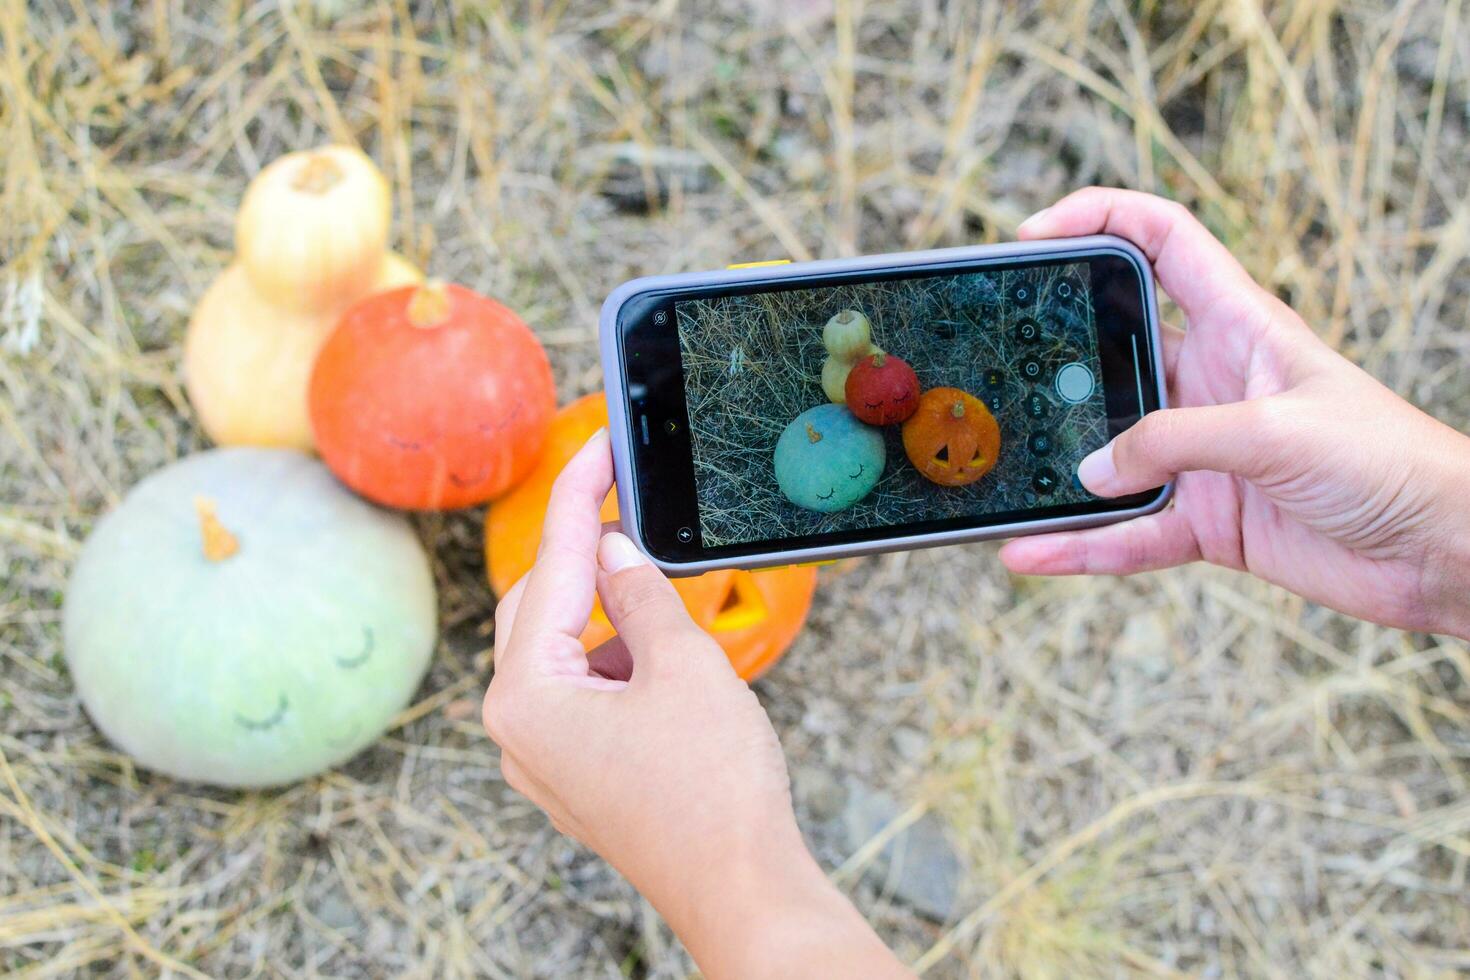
63, 448, 437, 787
821, 309, 874, 361
235, 145, 393, 313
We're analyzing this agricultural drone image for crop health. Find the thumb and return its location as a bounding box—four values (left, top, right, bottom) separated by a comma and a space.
594, 533, 730, 683
1079, 401, 1282, 496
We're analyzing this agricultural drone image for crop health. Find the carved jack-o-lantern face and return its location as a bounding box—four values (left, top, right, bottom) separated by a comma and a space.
485, 393, 817, 680
902, 387, 1001, 487
604, 567, 814, 680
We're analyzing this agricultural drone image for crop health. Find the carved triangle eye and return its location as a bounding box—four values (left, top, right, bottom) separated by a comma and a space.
712, 575, 768, 631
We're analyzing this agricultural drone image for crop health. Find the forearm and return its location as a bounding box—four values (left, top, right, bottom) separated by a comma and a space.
642, 831, 912, 979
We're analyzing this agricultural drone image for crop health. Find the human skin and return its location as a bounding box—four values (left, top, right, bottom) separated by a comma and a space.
484, 189, 1470, 975
1001, 187, 1470, 642
482, 430, 912, 980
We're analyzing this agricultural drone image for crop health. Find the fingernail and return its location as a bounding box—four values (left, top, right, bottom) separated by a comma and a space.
1076, 442, 1118, 494
1017, 206, 1051, 234
598, 531, 648, 572
585, 427, 608, 448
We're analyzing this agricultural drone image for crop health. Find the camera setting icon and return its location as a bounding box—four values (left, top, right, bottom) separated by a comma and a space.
1054, 276, 1081, 301
1023, 391, 1052, 420
1009, 279, 1038, 307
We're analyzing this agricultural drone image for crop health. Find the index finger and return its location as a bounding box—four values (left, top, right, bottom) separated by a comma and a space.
509, 428, 613, 651
1017, 187, 1270, 329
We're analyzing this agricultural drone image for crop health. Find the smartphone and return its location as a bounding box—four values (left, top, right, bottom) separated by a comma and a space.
599, 235, 1170, 574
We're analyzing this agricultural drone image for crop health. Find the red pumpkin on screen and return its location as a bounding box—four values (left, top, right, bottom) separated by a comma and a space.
845, 351, 920, 425
309, 281, 556, 510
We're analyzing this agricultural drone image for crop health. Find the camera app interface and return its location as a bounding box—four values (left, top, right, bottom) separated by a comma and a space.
674, 262, 1108, 548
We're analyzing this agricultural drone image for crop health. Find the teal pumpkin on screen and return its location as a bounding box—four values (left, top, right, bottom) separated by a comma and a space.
63, 448, 437, 788
773, 404, 885, 513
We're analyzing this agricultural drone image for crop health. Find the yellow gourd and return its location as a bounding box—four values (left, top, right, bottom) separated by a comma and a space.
235, 146, 392, 313
822, 309, 874, 361
184, 254, 421, 450
821, 355, 855, 403
819, 309, 879, 403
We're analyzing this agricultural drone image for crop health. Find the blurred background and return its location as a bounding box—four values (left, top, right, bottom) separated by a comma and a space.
3, 0, 1469, 976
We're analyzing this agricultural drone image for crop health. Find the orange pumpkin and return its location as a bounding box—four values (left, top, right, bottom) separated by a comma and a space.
309, 281, 556, 510
486, 393, 817, 680
902, 386, 1001, 486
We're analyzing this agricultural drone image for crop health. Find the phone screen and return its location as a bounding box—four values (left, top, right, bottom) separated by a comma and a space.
618, 248, 1163, 563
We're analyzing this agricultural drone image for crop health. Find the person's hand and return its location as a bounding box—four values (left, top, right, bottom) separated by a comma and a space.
1001, 187, 1470, 640
482, 430, 909, 979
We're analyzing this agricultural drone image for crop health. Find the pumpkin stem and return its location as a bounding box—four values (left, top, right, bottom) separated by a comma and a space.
290, 152, 345, 194
833, 310, 855, 324
806, 423, 822, 443
951, 400, 966, 419
871, 350, 886, 368
407, 280, 452, 328
194, 496, 239, 562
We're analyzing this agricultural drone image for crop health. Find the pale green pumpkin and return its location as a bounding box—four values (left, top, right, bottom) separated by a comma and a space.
63, 448, 437, 788
773, 404, 885, 513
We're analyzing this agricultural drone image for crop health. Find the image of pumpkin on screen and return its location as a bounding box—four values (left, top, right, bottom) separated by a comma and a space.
673, 263, 1110, 547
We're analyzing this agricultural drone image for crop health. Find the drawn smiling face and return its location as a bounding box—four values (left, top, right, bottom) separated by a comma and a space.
201, 597, 438, 786
774, 404, 886, 513
845, 352, 921, 426
379, 398, 531, 502
226, 625, 391, 759
857, 387, 915, 424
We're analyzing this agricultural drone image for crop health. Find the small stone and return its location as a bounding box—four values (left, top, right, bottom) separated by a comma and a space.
800, 696, 844, 737
573, 142, 714, 213
1060, 107, 1103, 184
785, 146, 827, 184
365, 918, 395, 955
841, 780, 963, 921
989, 145, 1065, 204
1116, 610, 1171, 680
314, 891, 360, 932
1396, 36, 1441, 87
891, 726, 928, 762
794, 765, 847, 822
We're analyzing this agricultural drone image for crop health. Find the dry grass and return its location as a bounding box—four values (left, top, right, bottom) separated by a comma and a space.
3, 0, 1469, 976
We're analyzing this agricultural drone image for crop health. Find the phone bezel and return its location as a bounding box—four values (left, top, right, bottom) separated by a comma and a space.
599, 235, 1172, 575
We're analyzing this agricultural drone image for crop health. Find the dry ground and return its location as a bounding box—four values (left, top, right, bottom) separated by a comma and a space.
4, 0, 1470, 976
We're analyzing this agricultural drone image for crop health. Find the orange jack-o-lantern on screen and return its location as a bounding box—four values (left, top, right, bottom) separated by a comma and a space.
485, 393, 818, 680
902, 386, 1002, 487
